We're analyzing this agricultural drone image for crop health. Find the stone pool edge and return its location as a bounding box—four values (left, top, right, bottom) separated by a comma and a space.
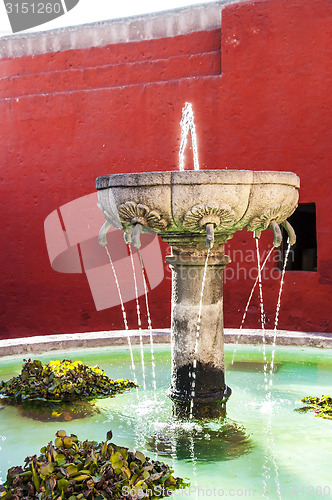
0, 329, 331, 358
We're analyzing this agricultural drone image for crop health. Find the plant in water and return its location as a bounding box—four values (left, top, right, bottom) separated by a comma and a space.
0, 359, 137, 403
297, 395, 332, 420
0, 430, 189, 499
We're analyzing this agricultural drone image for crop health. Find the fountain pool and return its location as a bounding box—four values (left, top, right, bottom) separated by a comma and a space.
1, 342, 332, 497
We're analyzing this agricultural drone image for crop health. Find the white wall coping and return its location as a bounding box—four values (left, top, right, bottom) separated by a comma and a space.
0, 0, 244, 59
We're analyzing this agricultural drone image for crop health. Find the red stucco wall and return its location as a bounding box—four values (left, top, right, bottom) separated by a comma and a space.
0, 0, 331, 339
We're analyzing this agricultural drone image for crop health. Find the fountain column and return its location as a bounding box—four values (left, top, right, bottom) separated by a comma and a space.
164, 239, 231, 418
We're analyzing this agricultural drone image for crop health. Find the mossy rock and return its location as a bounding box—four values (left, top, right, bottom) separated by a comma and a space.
0, 430, 189, 499
0, 359, 137, 403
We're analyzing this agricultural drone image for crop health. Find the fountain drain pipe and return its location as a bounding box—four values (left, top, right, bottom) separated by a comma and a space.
282, 220, 296, 246
98, 220, 112, 247
253, 219, 296, 248
270, 220, 283, 247
132, 223, 143, 249
205, 223, 215, 249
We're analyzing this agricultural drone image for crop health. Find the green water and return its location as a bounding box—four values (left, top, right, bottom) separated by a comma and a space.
0, 344, 332, 498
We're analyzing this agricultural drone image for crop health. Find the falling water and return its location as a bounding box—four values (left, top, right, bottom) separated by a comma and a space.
105, 244, 142, 453
189, 248, 211, 419
260, 243, 290, 498
255, 238, 266, 331
179, 102, 200, 171
104, 245, 137, 386
255, 238, 269, 391
273, 242, 291, 333
241, 247, 274, 330
188, 434, 199, 500
128, 243, 146, 390
269, 241, 291, 383
231, 247, 274, 366
262, 412, 282, 500
137, 249, 157, 396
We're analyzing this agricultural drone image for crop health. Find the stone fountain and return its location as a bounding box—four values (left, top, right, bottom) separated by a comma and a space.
96, 169, 300, 418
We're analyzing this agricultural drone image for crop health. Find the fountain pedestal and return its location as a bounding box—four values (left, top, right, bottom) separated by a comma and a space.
164, 239, 231, 418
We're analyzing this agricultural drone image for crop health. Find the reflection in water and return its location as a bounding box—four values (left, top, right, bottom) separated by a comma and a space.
294, 406, 312, 413
147, 418, 253, 463
228, 361, 282, 372
0, 398, 100, 422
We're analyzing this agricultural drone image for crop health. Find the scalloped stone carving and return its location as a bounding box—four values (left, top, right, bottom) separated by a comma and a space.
117, 201, 168, 232
183, 202, 236, 231
247, 204, 296, 231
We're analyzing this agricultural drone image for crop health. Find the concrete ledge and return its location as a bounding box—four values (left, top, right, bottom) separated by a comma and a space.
0, 328, 331, 358
0, 0, 243, 59
225, 328, 332, 349
0, 330, 170, 358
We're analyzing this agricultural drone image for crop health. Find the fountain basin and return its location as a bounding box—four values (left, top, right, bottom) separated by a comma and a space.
96, 170, 300, 248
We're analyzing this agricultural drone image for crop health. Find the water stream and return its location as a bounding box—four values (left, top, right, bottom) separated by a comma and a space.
229, 238, 292, 496
241, 247, 274, 331
138, 249, 157, 396
262, 410, 282, 500
260, 242, 291, 498
189, 249, 211, 419
269, 241, 292, 384
104, 245, 138, 388
128, 243, 146, 390
188, 433, 199, 500
231, 246, 274, 366
179, 102, 200, 171
255, 238, 269, 391
274, 242, 292, 333
255, 238, 266, 331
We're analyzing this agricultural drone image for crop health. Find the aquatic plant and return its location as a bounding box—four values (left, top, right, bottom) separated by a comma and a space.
0, 430, 189, 499
0, 359, 137, 403
298, 395, 332, 420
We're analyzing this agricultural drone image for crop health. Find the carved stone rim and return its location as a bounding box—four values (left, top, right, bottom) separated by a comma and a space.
96, 170, 300, 189
246, 204, 297, 231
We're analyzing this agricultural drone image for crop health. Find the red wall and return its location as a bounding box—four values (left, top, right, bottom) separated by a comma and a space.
0, 0, 331, 339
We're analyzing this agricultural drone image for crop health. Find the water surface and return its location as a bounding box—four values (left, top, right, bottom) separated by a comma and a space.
0, 344, 331, 498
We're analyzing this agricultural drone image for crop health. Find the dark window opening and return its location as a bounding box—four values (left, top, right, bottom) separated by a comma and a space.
279, 203, 317, 272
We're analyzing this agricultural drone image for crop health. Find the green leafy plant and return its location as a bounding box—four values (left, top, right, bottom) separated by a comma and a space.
298, 394, 332, 420
0, 430, 189, 499
0, 359, 137, 403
